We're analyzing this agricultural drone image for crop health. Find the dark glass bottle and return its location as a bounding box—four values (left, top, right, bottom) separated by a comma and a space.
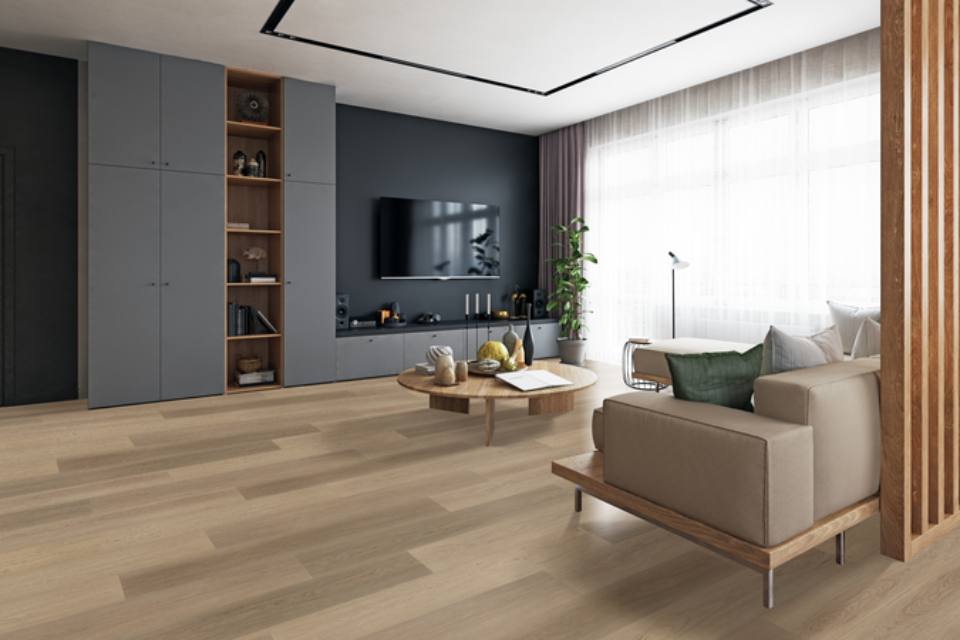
522, 303, 535, 366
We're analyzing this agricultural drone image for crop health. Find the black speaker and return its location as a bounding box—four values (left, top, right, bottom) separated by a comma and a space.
532, 289, 548, 319
336, 293, 349, 329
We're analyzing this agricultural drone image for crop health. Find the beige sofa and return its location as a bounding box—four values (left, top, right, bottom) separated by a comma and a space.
583, 357, 880, 607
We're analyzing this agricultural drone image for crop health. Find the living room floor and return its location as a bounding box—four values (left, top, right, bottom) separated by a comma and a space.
0, 362, 956, 639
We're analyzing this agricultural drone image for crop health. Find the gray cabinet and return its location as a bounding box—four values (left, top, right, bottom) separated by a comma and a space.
160, 56, 224, 174
531, 322, 560, 358
89, 43, 160, 169
88, 165, 161, 408
284, 79, 335, 184
160, 172, 224, 399
336, 335, 403, 381
285, 182, 336, 386
403, 329, 467, 369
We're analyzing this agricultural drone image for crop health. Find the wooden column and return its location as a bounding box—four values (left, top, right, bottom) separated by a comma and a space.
882, 0, 960, 561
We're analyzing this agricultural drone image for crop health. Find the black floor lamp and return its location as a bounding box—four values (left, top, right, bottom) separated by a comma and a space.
669, 251, 690, 339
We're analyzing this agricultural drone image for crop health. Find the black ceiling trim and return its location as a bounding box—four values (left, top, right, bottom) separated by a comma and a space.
262, 0, 773, 97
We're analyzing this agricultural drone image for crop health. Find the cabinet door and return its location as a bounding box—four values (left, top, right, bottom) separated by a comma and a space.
531, 322, 560, 359
285, 182, 336, 386
89, 43, 160, 169
403, 329, 467, 369
336, 335, 404, 381
88, 165, 160, 407
160, 171, 224, 400
160, 56, 225, 175
283, 79, 335, 184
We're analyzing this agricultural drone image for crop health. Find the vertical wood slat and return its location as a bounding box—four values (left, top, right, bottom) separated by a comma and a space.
912, 0, 929, 536
882, 0, 960, 561
882, 0, 912, 562
929, 0, 945, 526
946, 0, 958, 515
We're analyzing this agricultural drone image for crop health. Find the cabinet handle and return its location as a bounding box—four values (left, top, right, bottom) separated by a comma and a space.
163, 161, 170, 167
161, 282, 170, 287
285, 280, 292, 285
149, 161, 156, 166
431, 333, 438, 338
368, 338, 374, 343
147, 282, 157, 287
286, 172, 292, 178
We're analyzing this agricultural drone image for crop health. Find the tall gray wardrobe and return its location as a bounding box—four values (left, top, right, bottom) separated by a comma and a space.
88, 42, 337, 408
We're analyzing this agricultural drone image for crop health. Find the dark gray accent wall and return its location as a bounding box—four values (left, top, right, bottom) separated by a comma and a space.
336, 105, 538, 321
0, 47, 77, 405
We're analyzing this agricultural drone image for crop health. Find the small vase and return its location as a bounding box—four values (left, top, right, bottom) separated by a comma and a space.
434, 354, 457, 386
502, 323, 520, 354
455, 360, 469, 382
522, 304, 535, 366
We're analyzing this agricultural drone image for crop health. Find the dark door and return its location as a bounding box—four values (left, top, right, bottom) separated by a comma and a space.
0, 149, 11, 404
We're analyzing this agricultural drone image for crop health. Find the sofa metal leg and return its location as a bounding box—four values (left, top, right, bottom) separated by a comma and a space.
763, 570, 774, 609
574, 486, 583, 512
836, 531, 845, 566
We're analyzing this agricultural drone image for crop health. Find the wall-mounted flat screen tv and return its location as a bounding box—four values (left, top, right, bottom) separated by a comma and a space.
379, 197, 501, 280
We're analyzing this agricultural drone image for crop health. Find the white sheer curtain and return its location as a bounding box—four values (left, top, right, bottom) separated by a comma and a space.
583, 30, 881, 364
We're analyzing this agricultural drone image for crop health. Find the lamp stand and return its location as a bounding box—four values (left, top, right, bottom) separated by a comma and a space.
671, 269, 676, 339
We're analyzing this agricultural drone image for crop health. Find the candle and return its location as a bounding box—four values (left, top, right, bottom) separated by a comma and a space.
475, 293, 479, 316
486, 292, 491, 316
465, 293, 469, 316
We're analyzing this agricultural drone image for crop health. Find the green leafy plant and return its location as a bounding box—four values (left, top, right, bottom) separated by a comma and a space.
546, 217, 597, 340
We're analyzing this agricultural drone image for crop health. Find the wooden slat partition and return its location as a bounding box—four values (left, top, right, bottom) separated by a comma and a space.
883, 0, 960, 561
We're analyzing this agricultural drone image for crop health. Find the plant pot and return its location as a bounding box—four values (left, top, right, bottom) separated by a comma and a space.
558, 338, 587, 366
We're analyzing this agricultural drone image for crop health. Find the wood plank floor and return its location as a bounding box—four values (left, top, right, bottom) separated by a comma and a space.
0, 362, 959, 638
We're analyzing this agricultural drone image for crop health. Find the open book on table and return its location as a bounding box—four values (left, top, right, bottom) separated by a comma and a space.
495, 369, 573, 392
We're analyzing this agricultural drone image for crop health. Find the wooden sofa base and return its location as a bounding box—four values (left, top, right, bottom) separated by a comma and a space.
552, 452, 879, 607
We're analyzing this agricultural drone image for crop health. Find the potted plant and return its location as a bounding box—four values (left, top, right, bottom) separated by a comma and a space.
546, 216, 597, 366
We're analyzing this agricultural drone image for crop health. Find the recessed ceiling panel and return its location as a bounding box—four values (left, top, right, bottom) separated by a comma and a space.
273, 0, 759, 93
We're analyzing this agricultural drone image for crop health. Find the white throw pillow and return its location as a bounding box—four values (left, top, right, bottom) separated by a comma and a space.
761, 325, 845, 375
827, 301, 881, 354
851, 317, 881, 359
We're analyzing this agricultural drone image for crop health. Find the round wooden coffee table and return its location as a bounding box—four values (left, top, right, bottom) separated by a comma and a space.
397, 361, 598, 446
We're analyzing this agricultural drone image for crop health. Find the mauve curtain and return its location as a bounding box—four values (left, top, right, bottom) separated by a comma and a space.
538, 123, 585, 301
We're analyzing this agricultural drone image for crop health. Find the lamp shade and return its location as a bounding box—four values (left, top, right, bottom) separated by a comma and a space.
668, 251, 690, 270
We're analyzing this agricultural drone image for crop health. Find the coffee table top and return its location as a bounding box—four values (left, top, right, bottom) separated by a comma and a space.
397, 361, 598, 399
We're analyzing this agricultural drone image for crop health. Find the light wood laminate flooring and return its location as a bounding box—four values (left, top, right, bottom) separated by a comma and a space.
0, 362, 956, 638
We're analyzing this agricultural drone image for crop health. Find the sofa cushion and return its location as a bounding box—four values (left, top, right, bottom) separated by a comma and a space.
631, 338, 755, 383
665, 345, 763, 411
828, 300, 881, 354
754, 359, 880, 519
603, 392, 814, 547
592, 407, 604, 451
851, 317, 881, 359
761, 325, 844, 375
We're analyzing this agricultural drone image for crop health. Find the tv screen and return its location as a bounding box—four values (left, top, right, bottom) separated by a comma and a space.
379, 197, 501, 279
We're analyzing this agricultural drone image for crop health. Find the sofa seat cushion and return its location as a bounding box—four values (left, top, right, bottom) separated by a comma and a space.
603, 392, 814, 547
631, 338, 755, 383
592, 407, 605, 451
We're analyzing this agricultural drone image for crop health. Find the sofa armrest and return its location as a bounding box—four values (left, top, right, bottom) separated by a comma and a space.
603, 393, 813, 547
754, 360, 880, 519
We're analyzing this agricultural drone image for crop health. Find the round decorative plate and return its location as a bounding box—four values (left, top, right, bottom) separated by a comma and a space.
237, 91, 270, 123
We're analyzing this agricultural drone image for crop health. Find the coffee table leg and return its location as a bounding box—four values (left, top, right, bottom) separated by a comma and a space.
484, 398, 496, 446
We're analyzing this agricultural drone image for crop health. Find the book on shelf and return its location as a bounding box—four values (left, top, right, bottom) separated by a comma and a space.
227, 302, 237, 337
256, 309, 278, 334
246, 272, 277, 283
226, 222, 250, 230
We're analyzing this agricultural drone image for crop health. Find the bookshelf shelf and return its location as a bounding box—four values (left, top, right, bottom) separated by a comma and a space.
226, 228, 282, 235
227, 175, 282, 187
225, 67, 285, 396
226, 383, 282, 395
227, 333, 282, 341
227, 120, 281, 138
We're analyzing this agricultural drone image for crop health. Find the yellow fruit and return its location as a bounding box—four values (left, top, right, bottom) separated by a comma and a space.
477, 340, 509, 363
500, 357, 518, 372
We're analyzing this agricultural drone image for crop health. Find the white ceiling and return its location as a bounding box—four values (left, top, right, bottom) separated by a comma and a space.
0, 0, 878, 135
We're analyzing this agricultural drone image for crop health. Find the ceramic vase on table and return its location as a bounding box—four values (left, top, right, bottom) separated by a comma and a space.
502, 324, 520, 354
522, 304, 535, 366
434, 354, 457, 386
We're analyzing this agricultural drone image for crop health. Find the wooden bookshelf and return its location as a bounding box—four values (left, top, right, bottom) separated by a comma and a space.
225, 68, 284, 395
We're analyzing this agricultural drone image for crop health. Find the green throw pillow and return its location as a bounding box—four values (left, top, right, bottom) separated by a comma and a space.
665, 344, 763, 412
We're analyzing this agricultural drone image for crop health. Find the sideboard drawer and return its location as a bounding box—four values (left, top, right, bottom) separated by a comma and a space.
336, 334, 404, 381
402, 329, 465, 369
